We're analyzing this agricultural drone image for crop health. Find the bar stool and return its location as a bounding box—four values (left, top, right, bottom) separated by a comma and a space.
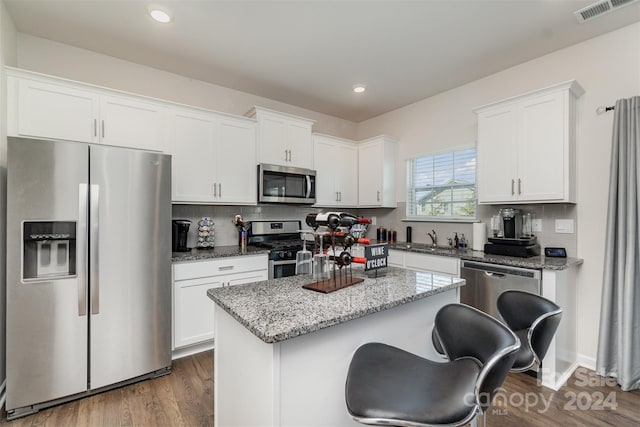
497, 290, 562, 372
345, 304, 520, 426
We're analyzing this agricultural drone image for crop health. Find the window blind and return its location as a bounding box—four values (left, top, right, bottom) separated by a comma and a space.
406, 148, 476, 219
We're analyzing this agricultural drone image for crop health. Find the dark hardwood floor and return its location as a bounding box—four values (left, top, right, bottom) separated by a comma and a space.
2, 350, 639, 426
1, 350, 213, 427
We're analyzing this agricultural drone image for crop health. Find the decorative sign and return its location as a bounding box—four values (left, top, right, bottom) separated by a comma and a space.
364, 243, 388, 271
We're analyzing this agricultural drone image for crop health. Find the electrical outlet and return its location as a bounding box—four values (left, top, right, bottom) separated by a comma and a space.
532, 219, 542, 232
371, 216, 377, 225
555, 219, 575, 234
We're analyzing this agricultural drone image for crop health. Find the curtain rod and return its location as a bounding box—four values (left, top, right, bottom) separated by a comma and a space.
596, 105, 615, 114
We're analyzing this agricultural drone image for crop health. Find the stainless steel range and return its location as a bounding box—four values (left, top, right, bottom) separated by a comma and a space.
249, 220, 304, 279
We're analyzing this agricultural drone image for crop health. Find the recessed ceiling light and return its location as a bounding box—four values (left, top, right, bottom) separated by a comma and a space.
353, 84, 366, 93
149, 9, 172, 23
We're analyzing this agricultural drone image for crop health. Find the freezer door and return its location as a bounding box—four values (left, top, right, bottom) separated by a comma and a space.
6, 138, 89, 411
89, 145, 172, 389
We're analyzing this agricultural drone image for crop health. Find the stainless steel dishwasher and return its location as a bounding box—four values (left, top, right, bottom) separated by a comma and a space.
460, 260, 541, 321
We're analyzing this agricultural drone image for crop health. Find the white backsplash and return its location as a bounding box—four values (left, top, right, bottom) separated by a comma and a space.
173, 202, 578, 257
172, 204, 320, 248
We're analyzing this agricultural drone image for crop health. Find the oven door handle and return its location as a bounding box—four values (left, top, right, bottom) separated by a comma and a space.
270, 259, 297, 266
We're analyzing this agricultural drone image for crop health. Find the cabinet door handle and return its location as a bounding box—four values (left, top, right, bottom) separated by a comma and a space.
93, 119, 97, 137
284, 149, 288, 162
101, 120, 105, 139
339, 191, 342, 202
219, 183, 222, 198
511, 179, 515, 196
219, 266, 234, 271
518, 179, 522, 195
288, 150, 292, 162
377, 190, 380, 202
213, 183, 217, 197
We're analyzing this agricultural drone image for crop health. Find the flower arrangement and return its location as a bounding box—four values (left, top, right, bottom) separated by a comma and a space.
232, 214, 251, 232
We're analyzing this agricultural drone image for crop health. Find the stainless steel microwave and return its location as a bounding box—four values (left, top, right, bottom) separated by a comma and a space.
258, 163, 316, 204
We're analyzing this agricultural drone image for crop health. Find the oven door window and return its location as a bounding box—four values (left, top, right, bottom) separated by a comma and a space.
272, 262, 296, 279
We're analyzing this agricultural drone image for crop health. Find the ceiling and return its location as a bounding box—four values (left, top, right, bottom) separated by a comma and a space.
4, 0, 640, 122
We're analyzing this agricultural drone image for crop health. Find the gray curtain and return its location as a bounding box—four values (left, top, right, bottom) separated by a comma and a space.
596, 96, 640, 391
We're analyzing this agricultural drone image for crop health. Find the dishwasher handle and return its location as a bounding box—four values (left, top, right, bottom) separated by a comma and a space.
461, 260, 541, 279
485, 271, 506, 278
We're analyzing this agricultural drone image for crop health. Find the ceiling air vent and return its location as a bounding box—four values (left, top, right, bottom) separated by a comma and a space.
574, 0, 640, 22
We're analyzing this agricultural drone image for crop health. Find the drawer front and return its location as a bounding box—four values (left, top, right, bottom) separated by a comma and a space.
174, 254, 268, 281
388, 249, 404, 267
404, 252, 459, 275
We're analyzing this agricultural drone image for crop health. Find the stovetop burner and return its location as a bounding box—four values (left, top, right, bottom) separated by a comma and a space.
254, 240, 304, 251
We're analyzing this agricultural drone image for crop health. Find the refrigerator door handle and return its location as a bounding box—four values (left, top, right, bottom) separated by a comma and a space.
78, 183, 88, 316
90, 184, 100, 315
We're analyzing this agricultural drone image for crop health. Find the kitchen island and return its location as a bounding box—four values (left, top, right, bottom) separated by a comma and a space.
207, 266, 465, 427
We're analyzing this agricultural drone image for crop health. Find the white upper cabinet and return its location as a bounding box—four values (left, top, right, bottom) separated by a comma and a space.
313, 134, 358, 207
98, 95, 165, 151
216, 116, 257, 204
9, 76, 99, 143
357, 136, 398, 208
248, 106, 315, 169
168, 107, 256, 205
170, 109, 218, 203
7, 68, 166, 151
474, 80, 584, 204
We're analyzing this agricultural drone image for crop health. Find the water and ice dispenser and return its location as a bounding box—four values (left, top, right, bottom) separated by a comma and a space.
23, 221, 77, 281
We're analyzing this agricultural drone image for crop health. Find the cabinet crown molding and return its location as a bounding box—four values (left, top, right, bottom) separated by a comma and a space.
357, 134, 398, 145
245, 106, 316, 124
472, 80, 585, 113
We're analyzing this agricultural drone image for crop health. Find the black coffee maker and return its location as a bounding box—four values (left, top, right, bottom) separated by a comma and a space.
485, 208, 540, 257
172, 219, 191, 252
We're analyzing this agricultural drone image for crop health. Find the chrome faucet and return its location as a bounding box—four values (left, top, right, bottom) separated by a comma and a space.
427, 230, 437, 247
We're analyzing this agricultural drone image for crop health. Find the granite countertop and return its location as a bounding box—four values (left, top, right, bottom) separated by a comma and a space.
385, 241, 583, 271
172, 245, 269, 263
207, 266, 465, 344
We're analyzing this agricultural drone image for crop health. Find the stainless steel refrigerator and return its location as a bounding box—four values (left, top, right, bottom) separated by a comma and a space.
6, 137, 172, 419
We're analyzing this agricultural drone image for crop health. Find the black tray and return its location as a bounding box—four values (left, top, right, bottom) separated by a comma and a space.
487, 236, 537, 246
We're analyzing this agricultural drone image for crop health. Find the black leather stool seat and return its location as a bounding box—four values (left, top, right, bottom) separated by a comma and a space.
346, 342, 481, 425
497, 290, 562, 373
512, 329, 536, 370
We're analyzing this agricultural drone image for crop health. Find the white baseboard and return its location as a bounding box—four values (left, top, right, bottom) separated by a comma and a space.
552, 361, 579, 390
172, 340, 215, 360
577, 353, 597, 371
0, 379, 6, 410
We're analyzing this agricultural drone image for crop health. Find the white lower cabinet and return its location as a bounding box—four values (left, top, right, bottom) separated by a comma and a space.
172, 254, 268, 354
388, 250, 459, 276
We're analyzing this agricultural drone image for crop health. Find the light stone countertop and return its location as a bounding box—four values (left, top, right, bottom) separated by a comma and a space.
385, 241, 583, 270
172, 245, 269, 263
207, 266, 465, 344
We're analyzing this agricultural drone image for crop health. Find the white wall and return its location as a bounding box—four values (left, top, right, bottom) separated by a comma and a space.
358, 22, 640, 368
15, 34, 359, 140
0, 0, 17, 392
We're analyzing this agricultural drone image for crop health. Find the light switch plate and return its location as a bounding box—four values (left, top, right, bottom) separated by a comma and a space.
555, 219, 575, 234
532, 219, 542, 232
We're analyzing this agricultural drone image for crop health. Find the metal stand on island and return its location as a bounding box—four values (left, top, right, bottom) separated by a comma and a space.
302, 212, 372, 294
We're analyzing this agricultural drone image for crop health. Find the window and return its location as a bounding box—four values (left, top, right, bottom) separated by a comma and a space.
406, 148, 476, 220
